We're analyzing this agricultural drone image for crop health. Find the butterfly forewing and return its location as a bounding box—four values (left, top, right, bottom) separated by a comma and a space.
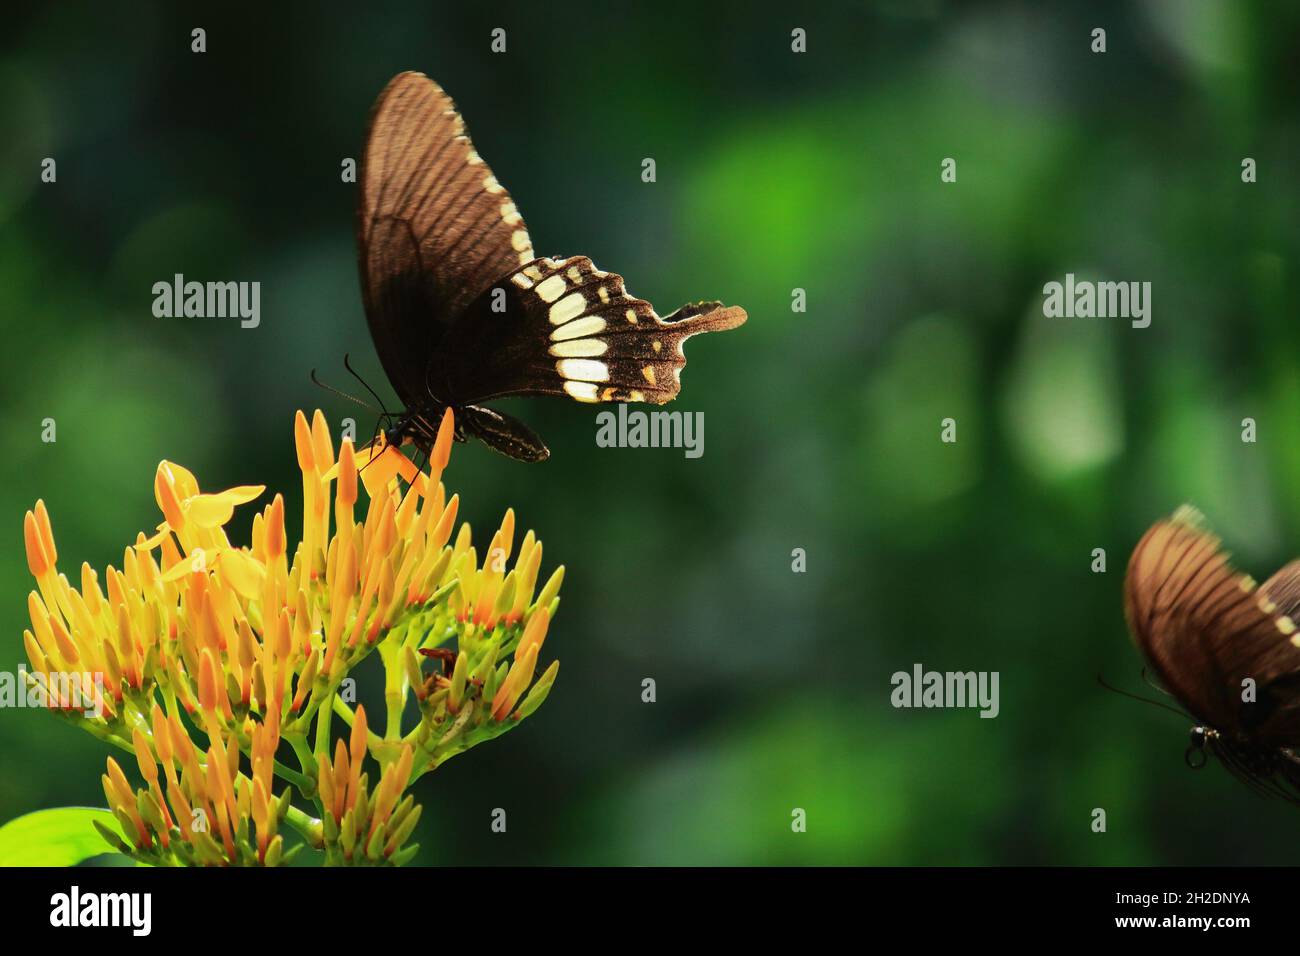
1125, 508, 1300, 744
357, 71, 535, 404
440, 255, 747, 405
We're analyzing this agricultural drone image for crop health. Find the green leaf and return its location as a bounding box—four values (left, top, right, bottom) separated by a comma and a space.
0, 807, 127, 867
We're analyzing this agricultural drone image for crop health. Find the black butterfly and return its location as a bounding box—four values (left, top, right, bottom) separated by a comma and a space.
353, 71, 747, 462
1123, 506, 1300, 804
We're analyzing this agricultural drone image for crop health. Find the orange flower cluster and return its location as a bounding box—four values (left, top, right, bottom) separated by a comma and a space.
317, 706, 422, 866
97, 699, 291, 866
19, 409, 563, 865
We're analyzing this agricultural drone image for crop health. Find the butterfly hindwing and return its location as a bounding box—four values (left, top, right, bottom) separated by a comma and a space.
439, 255, 747, 405
1125, 507, 1300, 742
357, 71, 534, 404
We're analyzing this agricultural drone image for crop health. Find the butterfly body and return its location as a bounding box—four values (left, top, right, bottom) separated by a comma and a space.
355, 72, 747, 462
1123, 506, 1300, 802
383, 403, 549, 464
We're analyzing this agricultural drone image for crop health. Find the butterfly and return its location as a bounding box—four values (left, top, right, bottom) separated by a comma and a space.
1123, 505, 1300, 803
352, 71, 747, 463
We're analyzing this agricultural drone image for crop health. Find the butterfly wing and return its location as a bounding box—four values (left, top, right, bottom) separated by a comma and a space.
1251, 561, 1300, 741
437, 255, 746, 405
357, 71, 535, 406
1260, 560, 1300, 619
1124, 506, 1300, 742
1206, 736, 1300, 803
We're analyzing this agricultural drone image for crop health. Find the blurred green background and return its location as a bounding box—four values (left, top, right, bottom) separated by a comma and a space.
3, 0, 1300, 865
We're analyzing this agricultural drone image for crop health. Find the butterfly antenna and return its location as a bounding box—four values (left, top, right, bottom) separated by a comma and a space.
1139, 667, 1176, 699
344, 353, 392, 419
310, 368, 378, 411
1096, 673, 1189, 720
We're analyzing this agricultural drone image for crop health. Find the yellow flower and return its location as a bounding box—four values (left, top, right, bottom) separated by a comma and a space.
20, 408, 563, 865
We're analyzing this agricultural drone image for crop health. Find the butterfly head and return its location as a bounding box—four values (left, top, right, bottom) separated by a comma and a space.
380, 408, 456, 457
1186, 726, 1218, 769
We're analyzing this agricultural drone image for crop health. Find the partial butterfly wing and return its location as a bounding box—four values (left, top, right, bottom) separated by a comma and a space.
357, 71, 534, 406
1124, 506, 1300, 745
437, 255, 747, 405
1254, 561, 1300, 740
1261, 560, 1300, 620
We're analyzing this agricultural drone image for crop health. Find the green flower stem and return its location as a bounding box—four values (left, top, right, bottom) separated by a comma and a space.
161, 685, 180, 725
285, 732, 320, 808
283, 805, 324, 849
66, 715, 135, 754
408, 755, 445, 786
314, 689, 334, 758
271, 760, 314, 794
380, 640, 407, 743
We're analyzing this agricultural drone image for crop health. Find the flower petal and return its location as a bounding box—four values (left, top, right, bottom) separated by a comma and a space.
358, 445, 418, 498
183, 486, 266, 528
217, 549, 267, 599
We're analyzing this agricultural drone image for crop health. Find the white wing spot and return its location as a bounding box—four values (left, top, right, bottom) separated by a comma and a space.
598, 286, 610, 304
625, 309, 638, 325
549, 339, 608, 358
484, 175, 504, 194
511, 273, 534, 290
548, 292, 587, 325
551, 316, 607, 341
511, 230, 531, 253
1279, 616, 1297, 635
564, 381, 600, 402
566, 266, 582, 282
501, 202, 521, 225
535, 275, 567, 304
642, 365, 657, 385
557, 359, 609, 382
